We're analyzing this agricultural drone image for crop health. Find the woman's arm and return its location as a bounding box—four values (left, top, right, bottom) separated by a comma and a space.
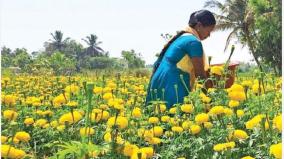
191, 57, 213, 89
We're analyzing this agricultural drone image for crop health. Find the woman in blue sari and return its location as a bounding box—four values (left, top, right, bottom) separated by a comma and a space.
146, 10, 216, 108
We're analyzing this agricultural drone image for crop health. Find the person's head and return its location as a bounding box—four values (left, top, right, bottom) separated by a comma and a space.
188, 10, 216, 40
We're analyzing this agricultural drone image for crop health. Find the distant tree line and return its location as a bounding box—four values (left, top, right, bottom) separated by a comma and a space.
1, 31, 145, 75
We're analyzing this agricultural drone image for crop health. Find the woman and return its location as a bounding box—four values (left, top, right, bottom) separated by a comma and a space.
146, 10, 216, 108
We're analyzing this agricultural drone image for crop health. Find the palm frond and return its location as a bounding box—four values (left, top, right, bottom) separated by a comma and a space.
224, 27, 240, 51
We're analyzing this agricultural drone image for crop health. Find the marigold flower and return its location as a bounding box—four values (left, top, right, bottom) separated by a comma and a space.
169, 107, 177, 114
161, 116, 170, 122
132, 107, 142, 118
80, 127, 95, 136
64, 84, 80, 94
35, 119, 48, 127
66, 101, 78, 107
57, 125, 65, 132
228, 91, 246, 101
273, 114, 282, 132
148, 137, 161, 145
241, 156, 255, 159
190, 125, 201, 135
153, 126, 163, 137
123, 143, 139, 157
1, 136, 8, 143
24, 118, 34, 125
237, 110, 245, 118
1, 145, 26, 159
59, 111, 82, 125
3, 110, 18, 121
139, 147, 154, 158
195, 113, 209, 124
2, 94, 17, 106
228, 100, 240, 108
148, 117, 159, 124
233, 130, 248, 140
93, 87, 103, 94
209, 106, 224, 115
210, 65, 224, 75
172, 126, 184, 133
180, 104, 194, 113
107, 116, 128, 129
182, 121, 193, 129
14, 131, 30, 143
103, 92, 113, 100
270, 143, 282, 159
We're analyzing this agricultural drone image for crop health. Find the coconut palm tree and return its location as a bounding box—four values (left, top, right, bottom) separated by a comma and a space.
50, 30, 70, 52
82, 34, 104, 57
204, 0, 262, 70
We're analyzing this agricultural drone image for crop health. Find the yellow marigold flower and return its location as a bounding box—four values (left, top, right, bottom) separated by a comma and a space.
182, 121, 193, 130
104, 132, 111, 142
99, 104, 108, 110
270, 143, 282, 159
204, 122, 213, 129
113, 103, 124, 110
59, 111, 82, 125
24, 118, 34, 125
103, 92, 113, 100
34, 119, 48, 127
210, 65, 224, 75
139, 147, 154, 158
172, 126, 184, 133
66, 101, 78, 107
252, 84, 263, 94
50, 120, 58, 128
213, 143, 226, 152
2, 94, 17, 106
64, 84, 80, 94
143, 130, 154, 138
273, 114, 282, 132
241, 80, 253, 88
123, 143, 139, 157
233, 130, 248, 140
241, 156, 255, 159
53, 94, 67, 108
80, 127, 95, 136
102, 111, 110, 120
148, 137, 161, 145
3, 110, 18, 121
228, 100, 240, 108
148, 117, 159, 124
42, 110, 53, 116
195, 113, 209, 124
228, 91, 246, 101
57, 125, 65, 132
161, 116, 170, 122
237, 110, 245, 118
169, 118, 179, 126
245, 114, 264, 129
190, 125, 201, 135
158, 104, 167, 113
93, 87, 103, 94
224, 142, 235, 148
132, 107, 142, 118
209, 106, 224, 115
180, 104, 194, 113
200, 93, 211, 103
224, 108, 233, 116
15, 131, 31, 142
153, 126, 163, 137
107, 116, 128, 129
230, 84, 244, 92
1, 136, 8, 143
165, 131, 174, 137
1, 145, 26, 159
169, 107, 177, 114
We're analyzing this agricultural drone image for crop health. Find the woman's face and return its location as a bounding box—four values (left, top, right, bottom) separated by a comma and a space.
196, 23, 215, 40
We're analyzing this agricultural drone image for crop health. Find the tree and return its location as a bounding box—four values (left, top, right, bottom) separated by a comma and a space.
249, 0, 282, 75
204, 0, 263, 70
44, 30, 70, 55
1, 46, 14, 67
82, 34, 104, 57
12, 48, 32, 70
121, 49, 145, 68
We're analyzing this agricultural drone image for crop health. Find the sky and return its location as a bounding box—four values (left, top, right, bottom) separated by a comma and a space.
0, 0, 255, 65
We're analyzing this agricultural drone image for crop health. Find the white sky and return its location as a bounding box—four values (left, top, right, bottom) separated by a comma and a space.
0, 0, 255, 65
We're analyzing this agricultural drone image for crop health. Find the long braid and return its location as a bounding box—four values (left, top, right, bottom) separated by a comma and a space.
151, 30, 186, 76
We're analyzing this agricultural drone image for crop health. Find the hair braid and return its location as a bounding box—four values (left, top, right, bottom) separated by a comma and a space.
151, 30, 186, 76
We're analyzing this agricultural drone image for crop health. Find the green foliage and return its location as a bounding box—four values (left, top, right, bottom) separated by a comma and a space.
121, 49, 145, 68
48, 52, 76, 75
249, 0, 282, 75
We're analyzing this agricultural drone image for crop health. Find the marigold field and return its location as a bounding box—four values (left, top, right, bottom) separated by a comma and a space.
1, 69, 282, 159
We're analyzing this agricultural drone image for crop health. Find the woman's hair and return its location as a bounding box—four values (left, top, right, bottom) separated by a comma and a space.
188, 10, 216, 27
151, 10, 215, 76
